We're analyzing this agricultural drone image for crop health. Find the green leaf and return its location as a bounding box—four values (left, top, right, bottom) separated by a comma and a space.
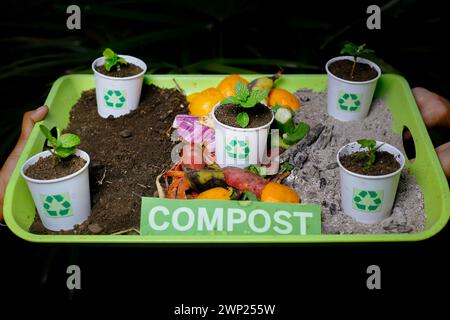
242, 190, 259, 201
102, 48, 126, 71
236, 112, 250, 128
245, 165, 266, 177
117, 57, 128, 65
279, 162, 294, 174
103, 48, 115, 59
39, 124, 53, 140
221, 97, 240, 105
340, 42, 375, 59
249, 89, 268, 103
54, 146, 75, 158
104, 59, 116, 72
40, 125, 60, 148
340, 42, 357, 56
59, 133, 81, 148
357, 139, 376, 150
240, 97, 259, 108
234, 81, 249, 100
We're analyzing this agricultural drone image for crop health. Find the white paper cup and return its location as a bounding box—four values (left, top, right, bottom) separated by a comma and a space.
337, 141, 405, 224
212, 104, 274, 168
21, 149, 91, 231
92, 55, 147, 118
326, 56, 381, 121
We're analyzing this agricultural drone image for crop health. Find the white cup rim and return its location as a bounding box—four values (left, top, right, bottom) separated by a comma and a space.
92, 54, 147, 80
336, 141, 405, 179
325, 56, 381, 85
212, 103, 274, 131
21, 149, 91, 184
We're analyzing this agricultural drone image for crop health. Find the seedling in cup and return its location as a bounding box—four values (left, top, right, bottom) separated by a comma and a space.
337, 139, 405, 224
213, 81, 274, 168
220, 81, 269, 128
92, 47, 147, 118
325, 41, 381, 121
102, 48, 127, 72
40, 125, 80, 163
352, 138, 383, 171
340, 42, 375, 80
21, 125, 91, 231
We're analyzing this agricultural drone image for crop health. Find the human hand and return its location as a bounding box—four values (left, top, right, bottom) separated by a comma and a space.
0, 105, 48, 221
412, 87, 450, 178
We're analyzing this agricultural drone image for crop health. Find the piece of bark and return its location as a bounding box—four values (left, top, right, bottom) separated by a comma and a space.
314, 125, 333, 149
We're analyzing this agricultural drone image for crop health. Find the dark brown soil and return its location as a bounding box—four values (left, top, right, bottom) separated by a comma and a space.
329, 59, 379, 81
29, 85, 187, 235
95, 62, 143, 78
214, 103, 273, 128
25, 155, 86, 180
340, 151, 401, 176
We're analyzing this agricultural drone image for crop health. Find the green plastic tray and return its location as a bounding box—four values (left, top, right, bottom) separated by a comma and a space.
4, 74, 450, 243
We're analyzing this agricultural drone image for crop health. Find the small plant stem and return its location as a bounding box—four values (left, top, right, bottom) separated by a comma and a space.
350, 56, 357, 79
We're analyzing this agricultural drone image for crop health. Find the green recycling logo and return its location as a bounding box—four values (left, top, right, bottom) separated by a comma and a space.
352, 189, 384, 212
40, 193, 73, 217
225, 139, 250, 160
337, 92, 362, 112
104, 89, 126, 108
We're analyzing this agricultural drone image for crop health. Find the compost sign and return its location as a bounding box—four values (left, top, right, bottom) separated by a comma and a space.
140, 198, 321, 236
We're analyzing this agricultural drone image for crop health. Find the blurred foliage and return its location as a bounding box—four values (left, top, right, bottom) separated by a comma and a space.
0, 0, 448, 162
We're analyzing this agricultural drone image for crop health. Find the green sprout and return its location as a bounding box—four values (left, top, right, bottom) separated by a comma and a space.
221, 81, 269, 128
340, 42, 375, 79
40, 125, 80, 159
102, 48, 127, 72
353, 139, 383, 170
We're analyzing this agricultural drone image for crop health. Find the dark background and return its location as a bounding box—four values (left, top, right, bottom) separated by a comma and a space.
0, 0, 448, 311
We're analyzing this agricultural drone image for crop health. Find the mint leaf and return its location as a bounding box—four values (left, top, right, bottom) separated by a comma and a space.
236, 112, 250, 128
240, 97, 259, 108
234, 81, 249, 100
250, 89, 268, 103
59, 133, 81, 148
221, 97, 240, 105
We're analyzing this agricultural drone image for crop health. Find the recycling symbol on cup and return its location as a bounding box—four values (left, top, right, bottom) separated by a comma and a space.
104, 89, 126, 108
40, 193, 73, 217
225, 139, 250, 160
352, 189, 383, 212
337, 92, 362, 112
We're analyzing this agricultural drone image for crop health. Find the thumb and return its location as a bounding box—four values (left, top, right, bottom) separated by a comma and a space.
1, 105, 48, 180
19, 105, 49, 141
435, 142, 450, 179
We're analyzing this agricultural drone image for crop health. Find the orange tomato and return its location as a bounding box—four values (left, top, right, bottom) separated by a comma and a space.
188, 88, 224, 116
217, 74, 249, 97
268, 88, 301, 111
261, 182, 300, 203
187, 92, 200, 103
196, 187, 232, 200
